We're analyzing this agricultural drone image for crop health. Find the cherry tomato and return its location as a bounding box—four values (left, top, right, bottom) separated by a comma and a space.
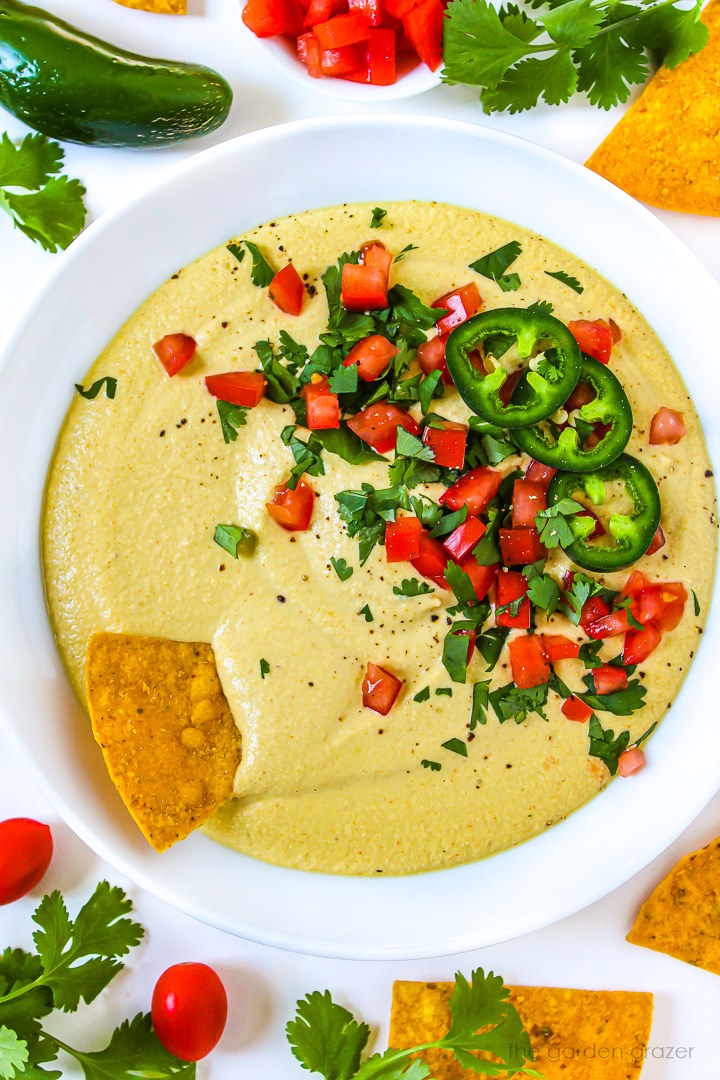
151, 963, 227, 1062
0, 818, 53, 905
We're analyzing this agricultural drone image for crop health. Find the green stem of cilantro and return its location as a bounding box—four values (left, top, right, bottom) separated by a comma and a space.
508, 0, 681, 58
354, 1043, 441, 1078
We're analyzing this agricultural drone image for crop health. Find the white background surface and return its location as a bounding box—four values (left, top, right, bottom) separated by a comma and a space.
1, 1, 719, 1075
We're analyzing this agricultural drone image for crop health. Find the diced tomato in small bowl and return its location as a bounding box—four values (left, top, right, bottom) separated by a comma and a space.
362, 662, 403, 714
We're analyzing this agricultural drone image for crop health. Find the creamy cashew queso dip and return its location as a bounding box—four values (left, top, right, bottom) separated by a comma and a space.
42, 202, 716, 874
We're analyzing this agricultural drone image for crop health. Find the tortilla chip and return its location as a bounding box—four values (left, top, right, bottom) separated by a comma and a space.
390, 981, 653, 1079
586, 0, 720, 215
627, 836, 720, 973
86, 632, 240, 852
112, 0, 187, 13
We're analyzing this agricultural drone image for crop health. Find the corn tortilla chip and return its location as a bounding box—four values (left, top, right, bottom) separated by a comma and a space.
86, 632, 240, 852
390, 981, 653, 1079
112, 0, 187, 13
628, 836, 720, 974
586, 0, 720, 216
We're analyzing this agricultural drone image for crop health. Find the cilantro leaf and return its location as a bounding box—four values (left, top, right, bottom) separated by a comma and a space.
260, 658, 270, 678
216, 399, 249, 443
66, 1013, 195, 1080
414, 687, 431, 702
588, 714, 630, 775
481, 49, 577, 113
561, 571, 602, 625
0, 134, 86, 252
470, 681, 490, 727
322, 251, 360, 330
579, 673, 647, 717
442, 628, 473, 684
281, 426, 325, 487
544, 269, 584, 293
421, 759, 441, 772
393, 244, 418, 262
469, 241, 522, 291
370, 207, 387, 229
0, 950, 51, 1038
394, 578, 434, 597
0, 132, 63, 190
579, 639, 603, 669
442, 0, 537, 88
0, 1026, 28, 1080
475, 627, 509, 672
535, 498, 592, 549
214, 524, 254, 559
542, 0, 604, 47
287, 991, 370, 1080
438, 969, 534, 1075
75, 377, 116, 401
254, 341, 301, 404
419, 370, 443, 415
355, 1051, 431, 1080
329, 365, 358, 394
310, 426, 383, 466
243, 241, 275, 287
359, 604, 373, 622
386, 285, 444, 330
693, 590, 701, 616
331, 557, 353, 581
490, 682, 549, 724
227, 242, 245, 264
442, 737, 468, 757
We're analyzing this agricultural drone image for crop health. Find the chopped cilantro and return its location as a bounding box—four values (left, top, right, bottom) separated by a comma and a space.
227, 241, 245, 263
394, 243, 419, 261
359, 603, 374, 622
281, 425, 325, 487
578, 639, 603, 669
442, 626, 473, 683
579, 672, 647, 717
490, 681, 549, 724
394, 577, 434, 597
469, 240, 522, 292
254, 340, 301, 404
260, 658, 270, 678
523, 562, 561, 614
436, 687, 453, 697
216, 399, 248, 443
616, 596, 644, 630
386, 283, 445, 330
0, 132, 86, 252
442, 737, 468, 756
475, 626, 509, 671
419, 369, 444, 414
561, 571, 603, 625
470, 680, 490, 728
544, 269, 584, 293
396, 426, 435, 461
588, 714, 630, 775
495, 595, 525, 618
535, 498, 593, 548
244, 240, 275, 287
422, 758, 442, 771
330, 557, 353, 581
429, 505, 469, 539
214, 524, 254, 558
414, 686, 431, 702
445, 560, 481, 607
693, 590, 701, 616
328, 364, 358, 394
370, 206, 387, 229
311, 426, 383, 466
75, 376, 117, 400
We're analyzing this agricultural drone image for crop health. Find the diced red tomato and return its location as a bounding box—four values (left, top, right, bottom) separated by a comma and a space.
303, 378, 340, 429
440, 466, 502, 516
243, 0, 303, 36
495, 570, 531, 629
593, 665, 628, 695
341, 262, 388, 311
443, 516, 486, 563
524, 459, 557, 489
410, 530, 449, 587
417, 335, 452, 384
368, 28, 396, 83
461, 557, 497, 601
498, 369, 522, 406
623, 622, 663, 666
432, 283, 483, 337
205, 371, 266, 407
568, 319, 615, 365
268, 263, 304, 316
512, 479, 547, 528
303, 0, 344, 27
649, 407, 687, 445
347, 402, 420, 453
646, 525, 666, 556
422, 420, 467, 469
320, 43, 367, 76
508, 634, 550, 689
561, 695, 593, 723
153, 333, 197, 377
617, 570, 648, 602
362, 662, 403, 715
402, 0, 444, 70
344, 334, 397, 382
618, 747, 646, 777
349, 0, 382, 25
499, 527, 545, 566
585, 609, 634, 639
359, 241, 393, 287
266, 478, 314, 531
315, 11, 371, 48
579, 595, 610, 634
540, 635, 580, 662
297, 32, 322, 75
385, 515, 422, 562
564, 381, 596, 413
636, 582, 687, 632
384, 0, 419, 16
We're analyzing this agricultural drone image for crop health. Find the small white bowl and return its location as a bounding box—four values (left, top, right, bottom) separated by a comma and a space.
238, 8, 441, 100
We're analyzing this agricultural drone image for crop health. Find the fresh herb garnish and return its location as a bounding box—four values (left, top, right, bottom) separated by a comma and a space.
475, 626, 509, 671
616, 596, 645, 630
414, 686, 431, 702
535, 498, 594, 549
328, 364, 358, 394
470, 680, 490, 727
421, 759, 442, 771
561, 571, 603, 625
436, 687, 454, 697
281, 425, 325, 487
311, 426, 384, 466
0, 132, 87, 252
260, 658, 270, 679
579, 639, 603, 669
442, 737, 468, 756
370, 207, 387, 229
419, 369, 444, 414
244, 240, 275, 287
359, 603, 374, 622
216, 399, 249, 443
75, 376, 117, 400
469, 240, 522, 292
254, 340, 301, 404
331, 556, 353, 581
394, 577, 434, 597
442, 626, 473, 683
693, 590, 701, 616
588, 714, 630, 775
214, 524, 254, 559
523, 561, 561, 614
227, 241, 245, 263
545, 269, 584, 293
394, 244, 419, 262
490, 682, 549, 724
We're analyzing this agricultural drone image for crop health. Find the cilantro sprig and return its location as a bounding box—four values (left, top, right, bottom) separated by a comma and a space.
0, 882, 193, 1080
441, 0, 709, 114
0, 133, 87, 252
287, 968, 537, 1079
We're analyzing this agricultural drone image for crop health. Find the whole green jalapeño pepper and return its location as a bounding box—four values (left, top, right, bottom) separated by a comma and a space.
444, 307, 582, 430
547, 453, 661, 572
511, 356, 633, 472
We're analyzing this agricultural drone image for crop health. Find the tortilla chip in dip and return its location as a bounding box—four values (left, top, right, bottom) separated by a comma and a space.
85, 632, 240, 852
628, 837, 720, 974
112, 0, 187, 13
586, 0, 720, 216
390, 980, 653, 1078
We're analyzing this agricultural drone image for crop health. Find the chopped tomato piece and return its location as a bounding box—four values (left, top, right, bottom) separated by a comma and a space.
443, 516, 486, 563
320, 43, 367, 76
315, 12, 371, 48
417, 334, 452, 384
266, 478, 314, 531
561, 695, 593, 723
303, 0, 344, 26
568, 319, 614, 364
579, 595, 610, 634
585, 609, 634, 639
349, 0, 382, 25
341, 263, 389, 311
362, 662, 403, 715
618, 747, 646, 777
617, 570, 649, 602
461, 557, 497, 601
649, 407, 687, 445
646, 525, 666, 556
524, 459, 557, 489
499, 527, 545, 566
540, 635, 580, 662
243, 0, 303, 36
508, 634, 550, 689
344, 334, 397, 382
593, 665, 628, 695
636, 582, 687, 632
385, 515, 422, 562
498, 369, 523, 406
431, 282, 483, 337
512, 479, 547, 528
297, 32, 322, 76
564, 381, 596, 413
495, 570, 531, 629
440, 466, 502, 516
422, 420, 467, 469
205, 371, 266, 408
268, 263, 304, 316
153, 333, 197, 377
623, 621, 662, 665
303, 379, 340, 429
409, 531, 449, 587
359, 241, 393, 286
347, 402, 419, 453
368, 28, 396, 83
384, 0, 419, 16
402, 0, 444, 70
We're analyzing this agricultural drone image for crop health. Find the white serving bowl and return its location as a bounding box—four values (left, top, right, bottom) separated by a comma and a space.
0, 116, 718, 960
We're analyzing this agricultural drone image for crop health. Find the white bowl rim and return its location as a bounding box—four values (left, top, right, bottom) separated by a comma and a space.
0, 114, 718, 960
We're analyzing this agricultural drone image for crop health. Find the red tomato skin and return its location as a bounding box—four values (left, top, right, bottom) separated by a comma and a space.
646, 525, 666, 556
618, 747, 647, 777
402, 0, 444, 69
431, 282, 483, 337
422, 420, 467, 469
585, 607, 635, 639
623, 621, 662, 666
205, 372, 266, 408
579, 595, 610, 634
593, 665, 628, 695
649, 407, 687, 445
540, 635, 580, 662
568, 319, 614, 364
499, 527, 545, 566
561, 695, 593, 723
440, 466, 502, 516
359, 241, 393, 284
442, 516, 486, 563
315, 11, 371, 49
297, 32, 323, 75
347, 402, 419, 453
385, 515, 422, 562
268, 264, 304, 316
409, 531, 449, 587
0, 818, 53, 905
266, 479, 314, 531
341, 263, 388, 310
368, 27, 396, 82
512, 480, 547, 528
349, 0, 382, 25
343, 334, 397, 381
303, 0, 344, 28
495, 570, 531, 629
508, 635, 550, 689
524, 459, 557, 488
417, 335, 452, 384
362, 662, 403, 715
306, 390, 340, 429
461, 558, 497, 601
152, 963, 227, 1062
152, 333, 197, 377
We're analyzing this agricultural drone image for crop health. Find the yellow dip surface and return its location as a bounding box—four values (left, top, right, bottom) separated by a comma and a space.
42, 202, 717, 874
